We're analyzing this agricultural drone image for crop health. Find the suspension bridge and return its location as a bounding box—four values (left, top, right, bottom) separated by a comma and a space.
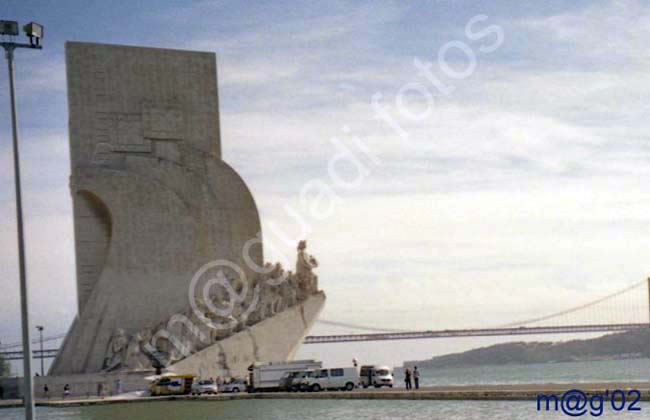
303, 278, 650, 343
2, 278, 650, 359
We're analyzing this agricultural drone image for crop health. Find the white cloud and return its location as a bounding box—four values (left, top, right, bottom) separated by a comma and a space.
520, 0, 650, 65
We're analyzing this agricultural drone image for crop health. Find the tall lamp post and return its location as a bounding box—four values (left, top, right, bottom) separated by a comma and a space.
35, 326, 44, 376
0, 20, 44, 420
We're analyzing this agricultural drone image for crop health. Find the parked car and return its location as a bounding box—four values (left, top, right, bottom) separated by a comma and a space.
191, 379, 218, 395
221, 379, 247, 393
300, 367, 359, 392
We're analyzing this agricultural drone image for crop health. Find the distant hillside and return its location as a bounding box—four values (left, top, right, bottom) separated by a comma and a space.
405, 329, 650, 368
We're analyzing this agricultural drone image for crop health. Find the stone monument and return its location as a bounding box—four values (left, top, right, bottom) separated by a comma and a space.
49, 42, 325, 379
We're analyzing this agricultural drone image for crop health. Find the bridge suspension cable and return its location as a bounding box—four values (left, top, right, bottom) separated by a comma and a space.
316, 319, 413, 333
499, 279, 647, 328
316, 279, 649, 333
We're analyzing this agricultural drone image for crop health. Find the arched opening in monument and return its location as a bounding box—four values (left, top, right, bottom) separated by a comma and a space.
75, 190, 113, 313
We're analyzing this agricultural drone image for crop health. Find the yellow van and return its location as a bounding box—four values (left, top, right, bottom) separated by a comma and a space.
150, 374, 195, 396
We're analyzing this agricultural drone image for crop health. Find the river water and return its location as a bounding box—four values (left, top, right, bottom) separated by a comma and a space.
2, 359, 650, 419
395, 358, 650, 387
2, 399, 649, 420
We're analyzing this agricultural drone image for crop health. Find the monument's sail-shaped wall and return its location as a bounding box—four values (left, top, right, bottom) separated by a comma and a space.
50, 43, 324, 377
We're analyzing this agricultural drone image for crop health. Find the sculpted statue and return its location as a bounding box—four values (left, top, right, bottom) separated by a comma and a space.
268, 262, 285, 284
296, 240, 318, 294
296, 240, 318, 275
124, 329, 153, 370
103, 328, 129, 371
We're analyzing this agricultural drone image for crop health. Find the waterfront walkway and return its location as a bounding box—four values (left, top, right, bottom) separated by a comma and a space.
2, 382, 650, 408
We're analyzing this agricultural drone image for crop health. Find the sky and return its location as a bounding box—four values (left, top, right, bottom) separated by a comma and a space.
1, 0, 650, 369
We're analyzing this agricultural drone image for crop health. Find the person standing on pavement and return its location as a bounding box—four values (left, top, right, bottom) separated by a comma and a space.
404, 368, 412, 390
413, 366, 420, 390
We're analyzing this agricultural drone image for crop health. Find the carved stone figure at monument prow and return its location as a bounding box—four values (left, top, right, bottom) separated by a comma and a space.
49, 42, 326, 378
296, 240, 319, 297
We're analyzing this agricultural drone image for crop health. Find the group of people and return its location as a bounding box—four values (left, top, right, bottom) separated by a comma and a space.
403, 366, 420, 390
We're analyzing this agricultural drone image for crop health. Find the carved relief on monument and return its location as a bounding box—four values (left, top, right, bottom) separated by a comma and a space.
90, 111, 151, 166
95, 112, 151, 152
101, 241, 321, 372
142, 102, 185, 141
90, 103, 185, 165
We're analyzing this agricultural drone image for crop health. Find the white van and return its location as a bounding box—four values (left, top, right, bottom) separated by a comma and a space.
372, 366, 394, 388
359, 365, 394, 388
300, 367, 359, 392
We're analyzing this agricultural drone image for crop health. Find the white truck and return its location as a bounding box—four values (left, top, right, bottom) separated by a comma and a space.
249, 359, 322, 392
299, 367, 359, 392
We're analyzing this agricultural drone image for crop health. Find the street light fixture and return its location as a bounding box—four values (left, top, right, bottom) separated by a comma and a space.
0, 20, 19, 36
23, 23, 43, 48
1, 19, 44, 420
